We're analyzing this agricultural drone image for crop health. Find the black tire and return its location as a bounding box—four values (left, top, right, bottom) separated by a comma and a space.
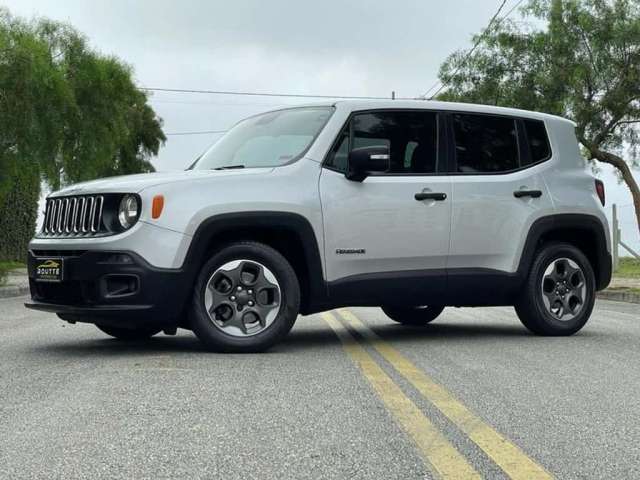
189, 241, 300, 353
96, 325, 161, 340
382, 305, 445, 325
515, 242, 595, 336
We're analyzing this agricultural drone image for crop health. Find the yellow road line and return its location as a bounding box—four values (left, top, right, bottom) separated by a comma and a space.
338, 309, 553, 480
322, 312, 481, 480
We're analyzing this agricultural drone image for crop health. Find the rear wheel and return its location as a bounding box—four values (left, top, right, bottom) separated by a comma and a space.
382, 305, 445, 325
96, 325, 161, 340
189, 242, 300, 352
515, 242, 595, 336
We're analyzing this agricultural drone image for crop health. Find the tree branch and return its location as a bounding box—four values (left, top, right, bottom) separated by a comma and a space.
576, 24, 602, 95
593, 104, 636, 146
615, 120, 640, 127
581, 141, 640, 234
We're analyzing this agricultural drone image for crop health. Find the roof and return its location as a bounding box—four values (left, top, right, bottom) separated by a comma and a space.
329, 99, 575, 125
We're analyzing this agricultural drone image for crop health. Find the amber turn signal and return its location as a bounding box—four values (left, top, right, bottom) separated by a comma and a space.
152, 195, 164, 219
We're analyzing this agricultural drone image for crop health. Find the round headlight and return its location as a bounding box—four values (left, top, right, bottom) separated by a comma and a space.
118, 195, 140, 229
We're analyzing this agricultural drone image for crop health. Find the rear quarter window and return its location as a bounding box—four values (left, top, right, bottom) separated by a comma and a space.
523, 119, 551, 165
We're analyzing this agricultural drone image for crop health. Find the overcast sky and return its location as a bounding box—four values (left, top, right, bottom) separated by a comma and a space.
4, 0, 639, 251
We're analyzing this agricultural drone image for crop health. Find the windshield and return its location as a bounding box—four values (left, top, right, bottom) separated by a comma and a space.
193, 107, 334, 170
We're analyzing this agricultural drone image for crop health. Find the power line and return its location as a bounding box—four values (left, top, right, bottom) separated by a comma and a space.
142, 2, 524, 110
149, 89, 411, 137
165, 130, 227, 136
150, 98, 284, 107
424, 0, 509, 99
421, 0, 524, 100
502, 0, 527, 19
141, 86, 398, 100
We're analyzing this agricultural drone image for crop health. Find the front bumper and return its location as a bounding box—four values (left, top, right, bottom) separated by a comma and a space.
25, 250, 191, 328
29, 221, 190, 269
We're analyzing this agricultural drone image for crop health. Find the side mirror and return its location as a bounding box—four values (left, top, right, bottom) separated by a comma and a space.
346, 145, 390, 182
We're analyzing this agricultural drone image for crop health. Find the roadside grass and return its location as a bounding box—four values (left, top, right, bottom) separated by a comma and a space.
615, 258, 640, 278
607, 286, 640, 294
0, 261, 25, 287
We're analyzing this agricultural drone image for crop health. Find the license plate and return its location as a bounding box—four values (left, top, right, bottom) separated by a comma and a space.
34, 258, 64, 282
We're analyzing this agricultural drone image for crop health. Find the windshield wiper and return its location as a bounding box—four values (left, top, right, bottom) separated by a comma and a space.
212, 165, 245, 170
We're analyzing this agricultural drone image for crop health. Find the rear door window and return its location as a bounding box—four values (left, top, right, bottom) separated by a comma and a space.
452, 113, 519, 173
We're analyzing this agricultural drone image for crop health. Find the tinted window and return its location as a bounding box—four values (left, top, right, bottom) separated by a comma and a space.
329, 128, 349, 172
523, 119, 550, 164
326, 111, 438, 174
453, 114, 518, 173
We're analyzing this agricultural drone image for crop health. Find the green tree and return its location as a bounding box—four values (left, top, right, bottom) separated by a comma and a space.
0, 9, 165, 260
437, 0, 640, 234
32, 17, 165, 187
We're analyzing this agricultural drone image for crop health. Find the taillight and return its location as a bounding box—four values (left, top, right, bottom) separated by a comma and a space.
595, 179, 605, 206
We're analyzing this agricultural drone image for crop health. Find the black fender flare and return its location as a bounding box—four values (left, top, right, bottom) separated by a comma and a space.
516, 213, 612, 291
181, 211, 327, 313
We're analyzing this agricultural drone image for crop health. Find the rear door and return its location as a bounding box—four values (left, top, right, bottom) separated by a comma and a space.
447, 112, 555, 278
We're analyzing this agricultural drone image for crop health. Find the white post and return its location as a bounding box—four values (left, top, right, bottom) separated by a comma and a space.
612, 204, 619, 271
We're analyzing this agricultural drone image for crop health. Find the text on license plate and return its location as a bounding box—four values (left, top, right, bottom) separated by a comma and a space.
35, 258, 63, 282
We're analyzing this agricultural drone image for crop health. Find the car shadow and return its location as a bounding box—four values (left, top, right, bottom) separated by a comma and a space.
281, 321, 553, 353
28, 318, 600, 358
28, 334, 207, 358
364, 322, 531, 340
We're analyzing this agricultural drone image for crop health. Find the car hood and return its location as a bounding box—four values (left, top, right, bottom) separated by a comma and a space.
49, 168, 274, 197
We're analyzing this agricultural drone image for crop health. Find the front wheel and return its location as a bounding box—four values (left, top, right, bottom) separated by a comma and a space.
189, 242, 300, 353
96, 325, 161, 340
382, 305, 445, 325
515, 242, 595, 336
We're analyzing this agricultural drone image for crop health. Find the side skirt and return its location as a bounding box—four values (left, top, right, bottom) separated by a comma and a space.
321, 268, 523, 311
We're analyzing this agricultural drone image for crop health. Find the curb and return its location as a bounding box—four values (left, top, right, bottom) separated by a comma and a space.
597, 290, 640, 304
0, 285, 30, 299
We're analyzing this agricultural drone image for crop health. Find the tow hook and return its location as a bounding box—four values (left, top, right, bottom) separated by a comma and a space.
163, 327, 177, 336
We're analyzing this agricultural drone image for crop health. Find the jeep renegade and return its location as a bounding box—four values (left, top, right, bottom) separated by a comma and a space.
26, 101, 612, 352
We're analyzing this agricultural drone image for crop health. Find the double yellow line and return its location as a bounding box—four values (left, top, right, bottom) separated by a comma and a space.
322, 309, 553, 480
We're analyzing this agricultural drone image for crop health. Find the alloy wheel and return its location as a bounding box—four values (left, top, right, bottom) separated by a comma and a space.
540, 257, 587, 321
204, 259, 282, 337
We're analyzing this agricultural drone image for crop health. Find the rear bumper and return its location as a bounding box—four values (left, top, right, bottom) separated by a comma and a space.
25, 250, 191, 328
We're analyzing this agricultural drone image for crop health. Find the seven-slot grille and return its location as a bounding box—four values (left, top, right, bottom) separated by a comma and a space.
42, 196, 105, 236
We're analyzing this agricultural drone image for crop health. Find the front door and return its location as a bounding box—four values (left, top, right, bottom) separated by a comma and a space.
319, 110, 451, 303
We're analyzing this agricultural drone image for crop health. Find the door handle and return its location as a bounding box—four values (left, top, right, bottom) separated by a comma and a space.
415, 192, 447, 201
513, 189, 542, 199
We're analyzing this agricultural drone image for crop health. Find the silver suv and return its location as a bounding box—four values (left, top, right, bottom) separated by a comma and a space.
26, 100, 612, 352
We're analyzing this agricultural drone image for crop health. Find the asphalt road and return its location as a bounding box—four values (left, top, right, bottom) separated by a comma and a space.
0, 296, 638, 480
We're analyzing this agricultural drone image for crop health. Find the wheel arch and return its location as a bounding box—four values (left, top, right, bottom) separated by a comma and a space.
517, 214, 612, 291
182, 211, 327, 314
